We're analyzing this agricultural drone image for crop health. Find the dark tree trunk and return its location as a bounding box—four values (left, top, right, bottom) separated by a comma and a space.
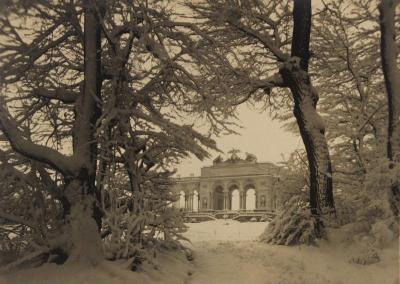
63, 179, 103, 265
70, 0, 104, 228
281, 0, 335, 216
379, 0, 400, 218
61, 0, 105, 264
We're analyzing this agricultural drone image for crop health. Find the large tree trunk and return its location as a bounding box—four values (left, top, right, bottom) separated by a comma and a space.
61, 0, 104, 263
280, 62, 335, 216
63, 179, 103, 265
282, 0, 335, 216
70, 0, 103, 225
379, 0, 400, 218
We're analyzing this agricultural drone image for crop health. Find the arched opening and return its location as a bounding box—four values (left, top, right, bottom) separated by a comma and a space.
193, 190, 199, 212
231, 189, 240, 211
228, 184, 239, 210
246, 188, 256, 210
179, 191, 185, 209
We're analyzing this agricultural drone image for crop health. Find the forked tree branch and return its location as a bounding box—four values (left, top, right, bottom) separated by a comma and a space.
0, 103, 77, 176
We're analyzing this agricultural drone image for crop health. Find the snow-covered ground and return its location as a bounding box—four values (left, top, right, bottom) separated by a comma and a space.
1, 220, 399, 284
183, 220, 399, 284
184, 219, 265, 242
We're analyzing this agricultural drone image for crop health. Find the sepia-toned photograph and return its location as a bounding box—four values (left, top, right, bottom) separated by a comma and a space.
0, 0, 398, 283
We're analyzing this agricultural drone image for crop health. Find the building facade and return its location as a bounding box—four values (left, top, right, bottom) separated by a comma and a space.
171, 153, 282, 212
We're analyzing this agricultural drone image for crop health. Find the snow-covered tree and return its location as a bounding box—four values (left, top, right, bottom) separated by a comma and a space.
313, 0, 387, 185
309, 0, 388, 230
0, 0, 233, 267
188, 0, 335, 224
286, 0, 399, 249
378, 0, 400, 219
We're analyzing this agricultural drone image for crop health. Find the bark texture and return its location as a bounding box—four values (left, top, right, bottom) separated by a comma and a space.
64, 180, 103, 265
282, 0, 335, 216
61, 0, 104, 263
70, 0, 104, 229
379, 0, 400, 218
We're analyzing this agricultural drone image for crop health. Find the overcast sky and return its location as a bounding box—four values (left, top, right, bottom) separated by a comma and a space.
173, 1, 329, 177
175, 104, 303, 177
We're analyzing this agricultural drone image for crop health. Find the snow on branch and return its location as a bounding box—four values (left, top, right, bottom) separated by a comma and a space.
230, 21, 288, 62
232, 73, 287, 105
33, 87, 78, 104
0, 209, 38, 230
0, 30, 75, 83
0, 103, 77, 176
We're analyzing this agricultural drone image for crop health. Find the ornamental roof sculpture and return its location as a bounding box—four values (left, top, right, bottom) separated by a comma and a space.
212, 149, 257, 165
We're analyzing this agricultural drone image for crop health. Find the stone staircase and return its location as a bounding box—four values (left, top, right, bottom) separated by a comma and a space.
184, 210, 275, 223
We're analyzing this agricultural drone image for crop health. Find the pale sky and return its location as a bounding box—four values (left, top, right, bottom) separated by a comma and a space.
173, 1, 328, 177
175, 104, 303, 177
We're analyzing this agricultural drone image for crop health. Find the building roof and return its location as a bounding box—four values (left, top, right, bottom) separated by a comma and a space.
175, 159, 282, 183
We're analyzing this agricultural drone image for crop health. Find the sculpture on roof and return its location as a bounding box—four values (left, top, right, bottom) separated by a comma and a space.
245, 152, 257, 163
213, 155, 224, 165
212, 149, 258, 165
227, 148, 241, 162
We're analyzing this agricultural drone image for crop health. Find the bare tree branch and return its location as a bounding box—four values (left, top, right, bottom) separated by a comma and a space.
0, 103, 77, 176
33, 87, 78, 104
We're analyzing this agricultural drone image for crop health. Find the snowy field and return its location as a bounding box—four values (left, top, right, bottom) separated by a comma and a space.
183, 219, 266, 242
0, 220, 398, 284
183, 220, 399, 284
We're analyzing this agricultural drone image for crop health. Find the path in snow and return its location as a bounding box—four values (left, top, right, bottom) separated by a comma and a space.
182, 220, 399, 284
0, 220, 397, 284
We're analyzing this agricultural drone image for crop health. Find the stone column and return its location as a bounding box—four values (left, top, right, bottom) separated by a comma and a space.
223, 189, 229, 210
239, 191, 242, 209
243, 191, 245, 210
227, 191, 231, 210
239, 189, 243, 210
240, 181, 246, 210
269, 189, 274, 210
191, 195, 194, 211
198, 195, 201, 212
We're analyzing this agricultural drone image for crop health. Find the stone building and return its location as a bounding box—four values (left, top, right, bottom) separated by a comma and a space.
170, 153, 282, 212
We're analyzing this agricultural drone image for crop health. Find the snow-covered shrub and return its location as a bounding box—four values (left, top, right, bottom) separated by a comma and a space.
322, 159, 398, 264
0, 233, 21, 266
335, 159, 398, 248
260, 196, 324, 246
103, 207, 189, 273
103, 208, 187, 256
349, 249, 380, 265
0, 157, 65, 268
370, 221, 395, 248
101, 168, 189, 266
258, 149, 322, 246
